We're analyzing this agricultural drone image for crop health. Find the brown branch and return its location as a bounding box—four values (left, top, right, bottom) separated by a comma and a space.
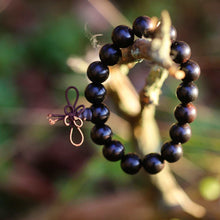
134, 105, 161, 154
119, 38, 184, 79
134, 66, 168, 156
152, 166, 206, 218
133, 11, 206, 218
119, 39, 184, 79
107, 65, 141, 116
119, 11, 184, 80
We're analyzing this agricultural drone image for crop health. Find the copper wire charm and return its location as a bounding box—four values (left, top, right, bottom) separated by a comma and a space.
47, 86, 86, 147
64, 115, 84, 147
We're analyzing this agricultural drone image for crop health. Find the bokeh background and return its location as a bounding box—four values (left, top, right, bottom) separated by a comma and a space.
0, 0, 219, 219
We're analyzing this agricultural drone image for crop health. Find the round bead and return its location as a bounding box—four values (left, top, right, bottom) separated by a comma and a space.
169, 123, 191, 143
103, 140, 124, 161
112, 25, 134, 48
176, 82, 198, 104
170, 25, 177, 41
161, 141, 183, 163
91, 103, 110, 124
142, 153, 164, 174
79, 107, 92, 121
121, 153, 142, 175
99, 44, 122, 66
170, 41, 191, 64
90, 124, 112, 145
132, 16, 154, 38
174, 102, 197, 124
87, 61, 109, 83
85, 83, 106, 104
181, 60, 201, 82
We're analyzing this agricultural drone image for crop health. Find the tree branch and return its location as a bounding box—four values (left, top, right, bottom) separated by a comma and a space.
133, 11, 206, 218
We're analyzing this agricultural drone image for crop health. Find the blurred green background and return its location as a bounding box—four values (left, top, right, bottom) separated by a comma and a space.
0, 0, 219, 219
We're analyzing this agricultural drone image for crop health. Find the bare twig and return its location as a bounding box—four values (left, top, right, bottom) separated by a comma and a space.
133, 11, 206, 218
152, 166, 206, 218
134, 66, 169, 155
108, 65, 141, 116
134, 104, 161, 154
67, 57, 89, 74
141, 65, 169, 106
118, 11, 185, 80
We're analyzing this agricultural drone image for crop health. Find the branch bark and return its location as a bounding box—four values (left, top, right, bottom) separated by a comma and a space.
110, 10, 206, 218
133, 11, 206, 218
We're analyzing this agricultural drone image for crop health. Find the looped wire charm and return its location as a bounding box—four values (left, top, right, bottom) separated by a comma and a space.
64, 115, 84, 147
47, 86, 86, 147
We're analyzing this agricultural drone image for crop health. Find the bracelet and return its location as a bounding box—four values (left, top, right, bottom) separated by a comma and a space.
48, 15, 200, 175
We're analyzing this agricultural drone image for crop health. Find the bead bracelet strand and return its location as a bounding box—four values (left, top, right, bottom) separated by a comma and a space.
49, 15, 200, 175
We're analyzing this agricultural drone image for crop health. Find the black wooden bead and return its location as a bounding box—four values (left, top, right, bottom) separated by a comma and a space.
170, 25, 177, 41
132, 16, 154, 38
87, 61, 109, 83
121, 153, 142, 175
176, 82, 198, 104
91, 103, 110, 124
90, 124, 112, 145
112, 25, 134, 48
171, 41, 191, 64
85, 83, 106, 104
99, 44, 122, 66
181, 60, 201, 82
169, 123, 191, 143
142, 153, 164, 174
174, 102, 197, 124
79, 107, 92, 121
161, 141, 183, 163
103, 140, 124, 161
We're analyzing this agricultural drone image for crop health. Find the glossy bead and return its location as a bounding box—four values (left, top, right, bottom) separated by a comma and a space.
79, 107, 92, 121
87, 61, 109, 83
85, 83, 106, 104
112, 25, 134, 48
103, 140, 124, 161
174, 102, 197, 124
132, 16, 154, 38
169, 123, 191, 143
91, 103, 110, 124
161, 141, 183, 163
91, 124, 112, 145
181, 60, 201, 82
171, 41, 191, 64
176, 82, 198, 104
170, 25, 177, 41
99, 44, 122, 66
142, 153, 164, 174
121, 153, 142, 175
